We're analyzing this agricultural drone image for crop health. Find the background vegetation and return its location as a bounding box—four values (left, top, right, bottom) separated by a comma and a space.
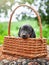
0, 18, 49, 45
0, 0, 49, 45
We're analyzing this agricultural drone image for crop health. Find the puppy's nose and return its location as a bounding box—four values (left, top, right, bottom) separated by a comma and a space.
22, 35, 27, 39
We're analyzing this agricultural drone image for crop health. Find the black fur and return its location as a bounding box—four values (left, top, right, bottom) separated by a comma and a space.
18, 25, 36, 39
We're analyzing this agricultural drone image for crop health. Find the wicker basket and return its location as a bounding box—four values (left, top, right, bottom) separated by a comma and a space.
3, 4, 47, 59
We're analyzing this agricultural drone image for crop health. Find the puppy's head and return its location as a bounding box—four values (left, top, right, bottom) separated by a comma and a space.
18, 25, 36, 39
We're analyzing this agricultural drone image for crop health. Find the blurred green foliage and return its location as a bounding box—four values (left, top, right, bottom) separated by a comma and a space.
21, 0, 34, 4
0, 0, 15, 17
0, 19, 49, 45
38, 0, 49, 24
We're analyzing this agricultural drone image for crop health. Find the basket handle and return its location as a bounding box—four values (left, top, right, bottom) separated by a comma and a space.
8, 4, 42, 38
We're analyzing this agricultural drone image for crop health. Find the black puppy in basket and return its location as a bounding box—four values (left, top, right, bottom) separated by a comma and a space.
18, 24, 36, 39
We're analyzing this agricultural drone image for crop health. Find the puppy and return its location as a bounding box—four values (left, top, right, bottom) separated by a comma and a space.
18, 25, 36, 39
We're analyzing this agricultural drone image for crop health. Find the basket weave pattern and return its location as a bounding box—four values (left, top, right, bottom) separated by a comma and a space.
3, 36, 47, 59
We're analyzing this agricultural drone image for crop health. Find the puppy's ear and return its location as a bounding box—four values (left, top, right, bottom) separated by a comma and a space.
18, 27, 21, 37
30, 28, 36, 38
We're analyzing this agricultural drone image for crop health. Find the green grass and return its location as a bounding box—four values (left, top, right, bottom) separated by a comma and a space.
0, 19, 49, 44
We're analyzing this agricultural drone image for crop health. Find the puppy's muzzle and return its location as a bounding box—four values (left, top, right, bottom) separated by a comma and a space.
20, 31, 29, 39
22, 34, 28, 39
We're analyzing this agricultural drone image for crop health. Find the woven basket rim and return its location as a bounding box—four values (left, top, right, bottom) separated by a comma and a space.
4, 36, 46, 40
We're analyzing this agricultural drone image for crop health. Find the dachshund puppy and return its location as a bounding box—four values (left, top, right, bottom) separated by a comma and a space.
18, 25, 36, 39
